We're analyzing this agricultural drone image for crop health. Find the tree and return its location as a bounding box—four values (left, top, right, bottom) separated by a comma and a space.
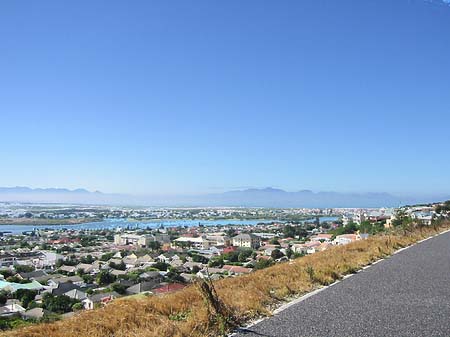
0, 290, 9, 305
237, 248, 253, 262
208, 256, 224, 268
100, 252, 114, 261
0, 270, 14, 279
191, 254, 209, 264
111, 283, 127, 295
222, 251, 239, 263
147, 241, 161, 251
269, 238, 280, 245
271, 249, 284, 260
82, 274, 94, 284
42, 293, 79, 314
72, 302, 84, 311
80, 254, 94, 264
109, 261, 126, 271
285, 248, 293, 259
295, 227, 308, 239
238, 252, 248, 263
254, 259, 273, 270
96, 271, 116, 286
153, 261, 169, 271
15, 289, 37, 309
14, 265, 34, 273
283, 225, 296, 238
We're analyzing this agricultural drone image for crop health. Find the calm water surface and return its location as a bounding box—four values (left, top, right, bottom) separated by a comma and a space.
0, 217, 338, 234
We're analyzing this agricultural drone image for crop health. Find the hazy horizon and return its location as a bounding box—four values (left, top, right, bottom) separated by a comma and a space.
0, 185, 448, 208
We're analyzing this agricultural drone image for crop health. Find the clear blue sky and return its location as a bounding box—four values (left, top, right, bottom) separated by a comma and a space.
1, 0, 450, 196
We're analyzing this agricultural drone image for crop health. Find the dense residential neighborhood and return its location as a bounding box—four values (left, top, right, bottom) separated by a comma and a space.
0, 201, 447, 330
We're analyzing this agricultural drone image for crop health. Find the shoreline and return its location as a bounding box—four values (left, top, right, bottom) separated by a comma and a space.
0, 215, 338, 228
0, 218, 103, 226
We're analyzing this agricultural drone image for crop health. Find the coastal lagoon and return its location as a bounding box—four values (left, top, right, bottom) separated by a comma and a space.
0, 216, 338, 234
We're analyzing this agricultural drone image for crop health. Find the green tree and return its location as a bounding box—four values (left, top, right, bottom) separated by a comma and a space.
109, 261, 126, 270
72, 302, 84, 311
283, 225, 296, 238
153, 261, 169, 271
285, 248, 293, 259
271, 249, 284, 260
254, 259, 273, 270
0, 290, 9, 305
96, 271, 116, 286
14, 265, 34, 273
269, 238, 280, 245
111, 283, 127, 295
42, 293, 79, 314
15, 289, 37, 309
147, 241, 161, 251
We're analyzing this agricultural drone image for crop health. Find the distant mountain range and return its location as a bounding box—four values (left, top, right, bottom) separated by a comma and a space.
0, 186, 447, 208
0, 187, 97, 194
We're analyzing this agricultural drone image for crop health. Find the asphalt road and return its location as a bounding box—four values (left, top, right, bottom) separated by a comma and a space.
234, 230, 450, 337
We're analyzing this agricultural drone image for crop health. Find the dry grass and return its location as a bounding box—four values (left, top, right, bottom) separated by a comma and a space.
5, 222, 450, 337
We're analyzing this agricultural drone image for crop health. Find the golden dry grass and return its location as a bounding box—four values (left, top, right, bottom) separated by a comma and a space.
5, 222, 450, 337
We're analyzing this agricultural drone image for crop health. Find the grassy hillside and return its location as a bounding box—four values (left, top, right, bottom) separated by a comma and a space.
5, 221, 450, 337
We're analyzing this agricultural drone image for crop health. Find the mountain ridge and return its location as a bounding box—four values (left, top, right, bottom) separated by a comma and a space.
0, 186, 447, 208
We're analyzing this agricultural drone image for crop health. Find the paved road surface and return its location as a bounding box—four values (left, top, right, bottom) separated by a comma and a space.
235, 230, 450, 337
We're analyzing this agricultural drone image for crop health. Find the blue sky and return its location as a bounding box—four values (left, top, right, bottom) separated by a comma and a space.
1, 0, 450, 196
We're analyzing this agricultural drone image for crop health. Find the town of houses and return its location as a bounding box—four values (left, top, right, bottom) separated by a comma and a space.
0, 201, 446, 328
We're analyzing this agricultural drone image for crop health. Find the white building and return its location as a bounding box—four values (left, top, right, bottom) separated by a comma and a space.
114, 234, 153, 248
232, 234, 260, 249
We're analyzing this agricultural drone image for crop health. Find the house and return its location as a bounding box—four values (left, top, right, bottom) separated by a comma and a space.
33, 251, 64, 269
205, 235, 230, 246
222, 265, 252, 275
58, 265, 77, 274
139, 271, 163, 282
169, 258, 183, 268
232, 234, 260, 249
152, 283, 186, 295
0, 280, 44, 293
292, 241, 321, 254
75, 263, 95, 274
334, 234, 360, 245
50, 282, 81, 296
18, 270, 48, 281
180, 273, 196, 283
21, 307, 49, 320
196, 267, 226, 279
316, 242, 332, 252
173, 236, 211, 249
122, 254, 138, 268
223, 246, 238, 254
63, 289, 88, 300
309, 234, 333, 243
183, 261, 204, 271
48, 275, 83, 286
126, 281, 159, 295
0, 303, 26, 317
82, 291, 119, 310
136, 254, 154, 265
110, 269, 127, 277
114, 234, 153, 248
412, 211, 433, 226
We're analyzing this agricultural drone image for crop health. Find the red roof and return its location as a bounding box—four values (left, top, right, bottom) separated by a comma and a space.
222, 265, 252, 274
153, 283, 186, 294
223, 246, 238, 254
